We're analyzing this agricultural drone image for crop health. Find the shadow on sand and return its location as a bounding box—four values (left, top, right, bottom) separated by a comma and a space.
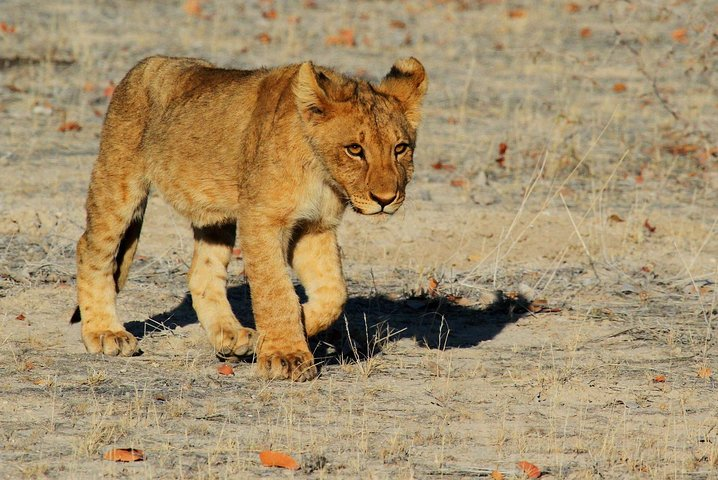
125, 283, 531, 365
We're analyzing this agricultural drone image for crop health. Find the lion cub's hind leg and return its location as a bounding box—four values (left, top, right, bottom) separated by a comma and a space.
76, 169, 148, 356
189, 223, 257, 359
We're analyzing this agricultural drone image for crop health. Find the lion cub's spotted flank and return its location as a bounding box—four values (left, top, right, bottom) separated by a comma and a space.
73, 55, 427, 381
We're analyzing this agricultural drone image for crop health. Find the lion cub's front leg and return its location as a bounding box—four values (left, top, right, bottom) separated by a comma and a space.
291, 228, 347, 337
241, 220, 317, 381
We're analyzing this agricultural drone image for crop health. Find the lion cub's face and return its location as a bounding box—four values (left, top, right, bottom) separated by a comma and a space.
295, 58, 427, 215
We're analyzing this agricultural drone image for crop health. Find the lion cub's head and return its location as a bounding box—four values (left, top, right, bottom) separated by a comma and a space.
294, 58, 427, 215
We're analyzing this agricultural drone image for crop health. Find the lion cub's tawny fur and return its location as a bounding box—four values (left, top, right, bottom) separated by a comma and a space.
74, 56, 427, 381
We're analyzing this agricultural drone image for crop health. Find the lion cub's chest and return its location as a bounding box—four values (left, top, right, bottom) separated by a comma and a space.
292, 176, 343, 227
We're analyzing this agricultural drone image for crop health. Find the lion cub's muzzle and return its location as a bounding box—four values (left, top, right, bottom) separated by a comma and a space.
353, 189, 404, 215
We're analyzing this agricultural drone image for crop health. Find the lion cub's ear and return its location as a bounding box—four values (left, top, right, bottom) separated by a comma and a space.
378, 57, 428, 129
294, 62, 356, 123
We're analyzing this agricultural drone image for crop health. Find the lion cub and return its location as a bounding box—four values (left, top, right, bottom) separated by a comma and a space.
73, 56, 427, 381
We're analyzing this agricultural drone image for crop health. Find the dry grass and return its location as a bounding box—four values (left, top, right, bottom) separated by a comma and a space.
0, 0, 716, 478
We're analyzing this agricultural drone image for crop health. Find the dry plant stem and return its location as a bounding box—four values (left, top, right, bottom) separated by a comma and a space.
612, 23, 681, 122
560, 193, 600, 282
533, 150, 629, 292
465, 109, 617, 281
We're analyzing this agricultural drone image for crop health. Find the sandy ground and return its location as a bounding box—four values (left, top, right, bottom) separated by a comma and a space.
1, 1, 717, 478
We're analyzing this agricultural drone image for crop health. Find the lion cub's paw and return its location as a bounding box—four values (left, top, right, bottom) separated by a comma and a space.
83, 329, 138, 356
257, 349, 317, 382
208, 323, 257, 359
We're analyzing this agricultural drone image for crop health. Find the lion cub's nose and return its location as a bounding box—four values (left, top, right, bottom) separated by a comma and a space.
370, 191, 397, 208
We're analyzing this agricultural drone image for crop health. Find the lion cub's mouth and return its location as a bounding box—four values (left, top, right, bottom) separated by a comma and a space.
350, 202, 402, 216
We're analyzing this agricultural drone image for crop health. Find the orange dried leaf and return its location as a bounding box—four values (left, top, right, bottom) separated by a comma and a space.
450, 178, 467, 187
491, 470, 505, 480
325, 28, 356, 47
390, 19, 406, 29
82, 82, 96, 93
259, 450, 300, 470
232, 248, 242, 258
431, 160, 456, 171
698, 367, 712, 379
498, 142, 508, 155
16, 313, 26, 321
643, 219, 656, 233
258, 32, 272, 44
262, 9, 277, 20
428, 277, 439, 296
612, 82, 627, 93
580, 27, 592, 38
517, 461, 541, 478
103, 81, 116, 98
508, 9, 527, 18
653, 374, 666, 383
217, 364, 234, 376
103, 448, 145, 462
664, 144, 699, 156
671, 28, 688, 43
0, 22, 17, 34
565, 3, 581, 13
58, 121, 82, 132
183, 0, 203, 17
608, 214, 625, 223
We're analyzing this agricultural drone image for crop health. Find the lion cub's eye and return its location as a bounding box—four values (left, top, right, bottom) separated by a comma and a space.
394, 143, 410, 156
345, 144, 364, 158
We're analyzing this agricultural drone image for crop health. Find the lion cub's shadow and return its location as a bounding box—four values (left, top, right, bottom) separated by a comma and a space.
126, 284, 530, 366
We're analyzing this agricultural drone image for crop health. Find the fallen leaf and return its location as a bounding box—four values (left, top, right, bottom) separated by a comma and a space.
653, 374, 666, 383
450, 178, 467, 187
663, 144, 699, 156
0, 22, 17, 34
431, 160, 456, 171
183, 0, 203, 17
58, 121, 82, 132
608, 214, 625, 223
671, 28, 688, 43
390, 19, 406, 29
612, 82, 627, 93
258, 32, 272, 44
445, 294, 472, 306
16, 313, 26, 321
262, 9, 277, 20
103, 81, 115, 98
643, 219, 656, 234
508, 8, 526, 18
24, 361, 34, 371
103, 448, 145, 462
580, 27, 592, 38
517, 461, 541, 478
565, 3, 580, 13
428, 277, 439, 296
491, 470, 505, 480
698, 366, 712, 379
82, 82, 96, 93
217, 364, 234, 376
259, 450, 300, 470
325, 28, 356, 47
498, 142, 508, 155
641, 264, 654, 273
